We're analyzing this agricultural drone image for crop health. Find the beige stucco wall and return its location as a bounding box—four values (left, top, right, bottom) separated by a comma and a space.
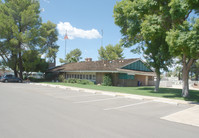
117, 79, 138, 87
112, 73, 119, 86
135, 75, 147, 86
96, 73, 104, 84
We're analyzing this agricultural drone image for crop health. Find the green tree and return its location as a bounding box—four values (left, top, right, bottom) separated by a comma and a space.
0, 1, 19, 76
0, 0, 41, 79
22, 50, 48, 73
190, 60, 199, 80
39, 21, 59, 64
98, 44, 124, 60
102, 74, 113, 86
174, 65, 182, 80
59, 48, 82, 64
114, 0, 173, 92
166, 0, 199, 97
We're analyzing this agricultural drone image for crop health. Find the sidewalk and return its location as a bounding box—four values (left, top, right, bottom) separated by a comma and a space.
162, 105, 199, 127
161, 84, 199, 90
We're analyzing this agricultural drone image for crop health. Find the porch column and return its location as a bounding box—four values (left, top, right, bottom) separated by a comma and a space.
145, 76, 149, 86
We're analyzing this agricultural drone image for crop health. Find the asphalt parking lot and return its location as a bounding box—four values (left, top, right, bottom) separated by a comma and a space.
0, 83, 198, 138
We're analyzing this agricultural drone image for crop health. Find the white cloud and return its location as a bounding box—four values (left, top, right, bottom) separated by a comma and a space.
57, 22, 102, 40
43, 0, 50, 3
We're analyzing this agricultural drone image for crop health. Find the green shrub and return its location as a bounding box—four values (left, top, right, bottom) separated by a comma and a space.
66, 78, 94, 85
102, 74, 112, 86
58, 75, 65, 82
23, 76, 28, 80
76, 79, 82, 84
77, 79, 94, 85
67, 78, 78, 83
28, 77, 45, 82
45, 73, 56, 81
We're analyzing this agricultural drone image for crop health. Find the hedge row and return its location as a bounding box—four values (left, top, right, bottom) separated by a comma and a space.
65, 78, 94, 85
28, 77, 46, 82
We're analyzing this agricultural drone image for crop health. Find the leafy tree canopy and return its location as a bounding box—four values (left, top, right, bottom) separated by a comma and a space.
59, 48, 82, 64
39, 21, 59, 63
0, 0, 41, 78
0, 0, 59, 78
166, 0, 199, 97
98, 44, 124, 60
114, 0, 173, 92
22, 50, 48, 73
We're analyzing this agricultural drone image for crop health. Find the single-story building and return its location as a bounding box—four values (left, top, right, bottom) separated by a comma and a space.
47, 58, 156, 87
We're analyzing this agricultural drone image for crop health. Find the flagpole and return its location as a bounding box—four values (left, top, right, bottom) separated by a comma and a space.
65, 39, 67, 58
64, 30, 68, 59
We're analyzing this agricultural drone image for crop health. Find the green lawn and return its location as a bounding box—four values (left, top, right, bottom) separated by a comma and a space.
43, 82, 199, 102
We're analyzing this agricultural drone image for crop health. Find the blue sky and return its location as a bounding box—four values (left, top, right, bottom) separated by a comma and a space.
40, 0, 141, 65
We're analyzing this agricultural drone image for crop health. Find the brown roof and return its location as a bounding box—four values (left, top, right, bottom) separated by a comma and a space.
48, 58, 139, 72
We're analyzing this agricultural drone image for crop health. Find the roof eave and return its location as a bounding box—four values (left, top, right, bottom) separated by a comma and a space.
48, 70, 119, 73
117, 69, 156, 76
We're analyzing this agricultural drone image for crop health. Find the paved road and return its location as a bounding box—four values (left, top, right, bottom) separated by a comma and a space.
0, 83, 198, 138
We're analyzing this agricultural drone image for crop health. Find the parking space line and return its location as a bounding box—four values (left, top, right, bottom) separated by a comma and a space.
62, 94, 103, 98
74, 97, 124, 104
104, 100, 153, 111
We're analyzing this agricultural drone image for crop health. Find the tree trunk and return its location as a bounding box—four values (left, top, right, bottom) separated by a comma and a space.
181, 55, 195, 97
18, 51, 23, 79
18, 42, 23, 79
0, 53, 7, 63
178, 72, 180, 80
154, 71, 160, 92
13, 65, 18, 77
182, 68, 189, 97
196, 72, 199, 81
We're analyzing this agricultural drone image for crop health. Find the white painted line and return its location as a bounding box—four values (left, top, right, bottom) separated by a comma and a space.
74, 97, 124, 104
153, 99, 178, 105
124, 95, 144, 100
104, 100, 153, 111
64, 94, 103, 98
100, 92, 117, 97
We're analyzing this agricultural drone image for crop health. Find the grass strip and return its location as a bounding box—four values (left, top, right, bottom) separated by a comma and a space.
42, 82, 199, 102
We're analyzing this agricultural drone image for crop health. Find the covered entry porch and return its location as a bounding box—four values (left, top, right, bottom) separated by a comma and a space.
116, 69, 156, 87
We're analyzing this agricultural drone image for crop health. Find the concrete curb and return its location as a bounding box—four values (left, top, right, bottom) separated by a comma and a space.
30, 83, 198, 106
